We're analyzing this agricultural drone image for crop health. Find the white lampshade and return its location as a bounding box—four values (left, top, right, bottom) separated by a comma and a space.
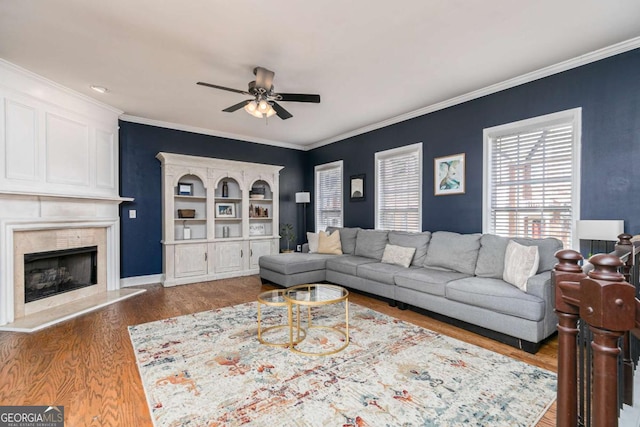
576, 220, 624, 241
295, 192, 310, 203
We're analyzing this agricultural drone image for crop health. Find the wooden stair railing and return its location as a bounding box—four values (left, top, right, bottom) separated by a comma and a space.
555, 249, 636, 427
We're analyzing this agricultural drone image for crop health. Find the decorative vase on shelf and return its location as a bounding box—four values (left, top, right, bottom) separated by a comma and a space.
222, 180, 229, 198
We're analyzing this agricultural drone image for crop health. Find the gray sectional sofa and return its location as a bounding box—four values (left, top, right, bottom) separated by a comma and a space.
259, 227, 562, 353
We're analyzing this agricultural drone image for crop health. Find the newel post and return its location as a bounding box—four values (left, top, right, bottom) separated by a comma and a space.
554, 249, 585, 427
616, 233, 635, 405
582, 254, 636, 427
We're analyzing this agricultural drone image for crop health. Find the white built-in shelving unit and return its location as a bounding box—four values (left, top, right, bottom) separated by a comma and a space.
157, 152, 282, 287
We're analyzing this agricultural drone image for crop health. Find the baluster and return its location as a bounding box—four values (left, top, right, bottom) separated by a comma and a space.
554, 249, 584, 427
581, 254, 636, 427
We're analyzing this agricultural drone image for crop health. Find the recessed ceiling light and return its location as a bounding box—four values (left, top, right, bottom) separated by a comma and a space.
90, 85, 108, 94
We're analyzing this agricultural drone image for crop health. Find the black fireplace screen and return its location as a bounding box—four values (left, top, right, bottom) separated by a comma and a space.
24, 246, 98, 303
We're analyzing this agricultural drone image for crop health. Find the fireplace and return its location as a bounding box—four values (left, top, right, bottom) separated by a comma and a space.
24, 246, 98, 304
11, 227, 109, 321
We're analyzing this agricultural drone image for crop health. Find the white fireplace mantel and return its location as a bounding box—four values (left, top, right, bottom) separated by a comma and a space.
0, 60, 140, 329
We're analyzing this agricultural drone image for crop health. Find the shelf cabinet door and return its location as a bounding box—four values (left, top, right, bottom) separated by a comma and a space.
214, 241, 244, 274
250, 240, 274, 270
174, 244, 208, 278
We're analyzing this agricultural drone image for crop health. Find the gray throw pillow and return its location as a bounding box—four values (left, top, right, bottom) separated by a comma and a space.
354, 229, 389, 260
424, 231, 481, 275
388, 231, 431, 267
327, 226, 360, 255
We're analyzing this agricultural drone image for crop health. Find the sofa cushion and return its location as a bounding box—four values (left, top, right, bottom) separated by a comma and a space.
424, 231, 481, 275
503, 240, 539, 291
388, 231, 431, 267
259, 253, 336, 275
445, 277, 545, 322
474, 234, 509, 278
354, 229, 389, 260
318, 230, 343, 255
381, 244, 416, 268
358, 262, 414, 286
327, 227, 360, 255
394, 267, 470, 297
513, 237, 563, 273
326, 255, 377, 276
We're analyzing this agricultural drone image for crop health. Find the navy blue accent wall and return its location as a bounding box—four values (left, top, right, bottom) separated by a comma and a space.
119, 122, 305, 278
307, 48, 640, 238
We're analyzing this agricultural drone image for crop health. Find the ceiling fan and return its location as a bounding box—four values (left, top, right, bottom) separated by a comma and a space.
197, 67, 320, 120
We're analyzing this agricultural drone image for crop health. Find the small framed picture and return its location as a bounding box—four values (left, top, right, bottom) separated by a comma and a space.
178, 182, 193, 196
434, 153, 465, 196
215, 203, 235, 218
249, 223, 266, 236
350, 174, 365, 201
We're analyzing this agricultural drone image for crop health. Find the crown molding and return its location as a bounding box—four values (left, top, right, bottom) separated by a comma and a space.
307, 36, 640, 150
119, 115, 304, 151
0, 59, 124, 116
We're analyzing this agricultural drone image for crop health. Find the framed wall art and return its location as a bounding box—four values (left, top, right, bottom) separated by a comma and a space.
434, 153, 465, 196
177, 182, 193, 196
215, 203, 235, 218
249, 223, 266, 236
350, 174, 365, 201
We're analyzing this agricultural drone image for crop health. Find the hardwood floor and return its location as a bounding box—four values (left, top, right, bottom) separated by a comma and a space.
0, 276, 557, 426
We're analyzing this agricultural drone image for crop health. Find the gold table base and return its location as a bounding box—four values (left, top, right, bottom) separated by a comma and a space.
258, 285, 349, 356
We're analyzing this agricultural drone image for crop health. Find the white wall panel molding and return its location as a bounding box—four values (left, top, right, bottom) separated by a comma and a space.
0, 59, 122, 198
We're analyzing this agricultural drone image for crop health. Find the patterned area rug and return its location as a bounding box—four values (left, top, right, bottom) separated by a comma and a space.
128, 302, 556, 426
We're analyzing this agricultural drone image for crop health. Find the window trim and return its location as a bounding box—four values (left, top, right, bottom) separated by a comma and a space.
374, 142, 423, 232
314, 160, 343, 232
482, 108, 582, 248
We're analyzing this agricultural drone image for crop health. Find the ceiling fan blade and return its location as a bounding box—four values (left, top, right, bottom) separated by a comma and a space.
197, 82, 250, 95
271, 102, 293, 120
277, 93, 321, 103
223, 100, 252, 112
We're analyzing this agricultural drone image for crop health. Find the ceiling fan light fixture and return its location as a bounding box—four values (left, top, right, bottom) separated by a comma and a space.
246, 100, 257, 112
246, 108, 263, 118
265, 105, 277, 118
258, 99, 269, 111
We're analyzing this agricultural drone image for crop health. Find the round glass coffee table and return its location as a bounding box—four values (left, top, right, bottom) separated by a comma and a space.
257, 289, 306, 347
284, 284, 349, 356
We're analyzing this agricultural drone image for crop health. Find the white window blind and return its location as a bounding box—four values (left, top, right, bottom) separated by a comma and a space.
484, 109, 581, 249
315, 161, 343, 231
375, 143, 422, 232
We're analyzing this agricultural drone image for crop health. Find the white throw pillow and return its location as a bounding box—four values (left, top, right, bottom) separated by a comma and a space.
307, 232, 320, 253
503, 240, 540, 291
381, 244, 416, 268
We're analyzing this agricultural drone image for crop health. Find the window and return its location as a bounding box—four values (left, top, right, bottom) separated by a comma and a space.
483, 108, 581, 249
315, 160, 343, 231
375, 143, 423, 232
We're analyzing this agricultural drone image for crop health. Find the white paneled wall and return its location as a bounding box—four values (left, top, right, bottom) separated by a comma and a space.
0, 59, 127, 326
0, 60, 121, 198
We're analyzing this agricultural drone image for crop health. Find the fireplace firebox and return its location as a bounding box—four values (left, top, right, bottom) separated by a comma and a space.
24, 246, 98, 304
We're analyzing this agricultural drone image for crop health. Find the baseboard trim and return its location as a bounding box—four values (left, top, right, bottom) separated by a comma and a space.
120, 274, 163, 288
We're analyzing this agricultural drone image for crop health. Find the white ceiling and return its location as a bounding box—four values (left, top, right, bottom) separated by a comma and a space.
1, 1, 640, 149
